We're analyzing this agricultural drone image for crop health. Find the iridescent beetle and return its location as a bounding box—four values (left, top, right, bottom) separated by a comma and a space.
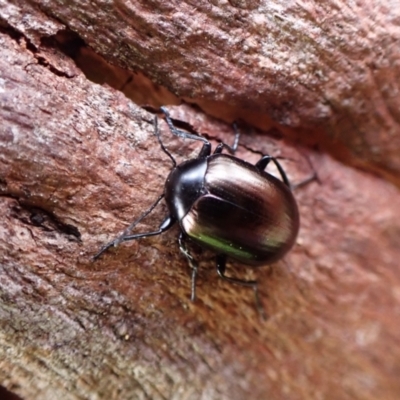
95, 108, 301, 315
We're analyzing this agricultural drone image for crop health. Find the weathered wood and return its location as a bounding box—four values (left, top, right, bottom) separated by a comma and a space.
6, 0, 400, 182
1, 1, 400, 400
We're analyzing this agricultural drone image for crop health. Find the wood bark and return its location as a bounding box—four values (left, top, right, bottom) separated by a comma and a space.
1, 1, 400, 400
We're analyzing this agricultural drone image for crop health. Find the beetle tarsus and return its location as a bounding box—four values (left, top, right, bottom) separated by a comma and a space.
93, 242, 116, 260
216, 254, 267, 319
178, 233, 199, 301
93, 193, 168, 260
230, 122, 240, 153
253, 286, 267, 321
190, 268, 198, 301
292, 171, 319, 190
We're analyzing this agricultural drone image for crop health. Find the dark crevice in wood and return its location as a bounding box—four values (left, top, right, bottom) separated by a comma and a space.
1, 193, 81, 241
41, 29, 85, 61
39, 29, 180, 109
0, 20, 72, 79
0, 19, 26, 43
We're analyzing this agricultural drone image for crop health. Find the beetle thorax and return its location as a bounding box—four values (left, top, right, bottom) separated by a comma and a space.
164, 158, 208, 221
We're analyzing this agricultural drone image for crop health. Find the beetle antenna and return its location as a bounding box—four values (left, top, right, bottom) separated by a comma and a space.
154, 116, 176, 168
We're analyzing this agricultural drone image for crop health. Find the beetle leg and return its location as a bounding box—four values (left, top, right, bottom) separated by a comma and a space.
93, 193, 175, 259
178, 232, 198, 301
118, 215, 176, 242
257, 154, 319, 191
94, 215, 175, 259
255, 155, 291, 188
291, 171, 319, 190
216, 255, 266, 319
231, 122, 240, 152
213, 142, 234, 155
153, 115, 177, 167
213, 143, 224, 154
160, 106, 212, 158
213, 122, 240, 155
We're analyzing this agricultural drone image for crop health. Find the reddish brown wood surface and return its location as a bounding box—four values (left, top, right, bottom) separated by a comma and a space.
1, 1, 400, 400
12, 0, 400, 183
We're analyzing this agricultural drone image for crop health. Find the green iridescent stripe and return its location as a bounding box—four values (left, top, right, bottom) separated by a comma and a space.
189, 231, 255, 261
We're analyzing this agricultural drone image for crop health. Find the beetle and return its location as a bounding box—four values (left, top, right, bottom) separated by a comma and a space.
94, 107, 300, 316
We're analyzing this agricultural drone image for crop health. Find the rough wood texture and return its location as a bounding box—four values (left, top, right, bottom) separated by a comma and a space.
6, 0, 400, 183
1, 1, 400, 400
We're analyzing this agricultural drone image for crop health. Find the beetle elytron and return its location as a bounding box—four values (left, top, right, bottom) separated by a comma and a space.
95, 107, 300, 316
